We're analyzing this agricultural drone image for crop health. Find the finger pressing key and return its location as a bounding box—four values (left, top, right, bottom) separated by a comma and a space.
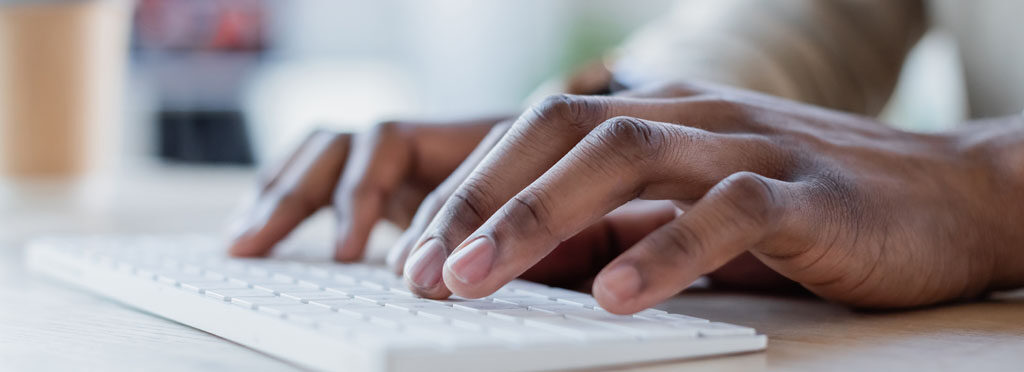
229, 131, 351, 257
405, 94, 713, 298
332, 122, 413, 262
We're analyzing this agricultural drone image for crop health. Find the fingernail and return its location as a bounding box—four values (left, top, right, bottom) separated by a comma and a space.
596, 264, 642, 303
405, 239, 445, 289
446, 236, 495, 284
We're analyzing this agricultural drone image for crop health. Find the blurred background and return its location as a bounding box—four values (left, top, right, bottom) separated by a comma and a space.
0, 0, 680, 240
0, 0, 968, 175
83, 0, 683, 170
0, 0, 970, 239
126, 0, 682, 167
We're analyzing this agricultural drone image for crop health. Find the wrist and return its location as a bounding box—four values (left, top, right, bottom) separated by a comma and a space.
952, 114, 1024, 290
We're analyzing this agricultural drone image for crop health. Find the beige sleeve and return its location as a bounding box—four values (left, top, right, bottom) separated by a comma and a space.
610, 0, 927, 116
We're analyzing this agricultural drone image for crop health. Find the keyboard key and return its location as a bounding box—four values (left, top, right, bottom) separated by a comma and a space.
324, 286, 386, 297
257, 304, 335, 317
383, 301, 457, 313
253, 283, 321, 294
528, 303, 595, 314
566, 312, 699, 339
657, 312, 703, 320
492, 295, 560, 307
451, 301, 523, 314
279, 291, 350, 302
486, 325, 575, 344
523, 317, 633, 341
231, 296, 301, 309
205, 288, 276, 301
486, 308, 564, 322
416, 309, 501, 331
356, 308, 440, 328
555, 296, 600, 308
642, 313, 709, 323
307, 298, 375, 311
353, 294, 422, 305
693, 322, 756, 336
509, 289, 554, 299
179, 280, 245, 293
403, 325, 502, 348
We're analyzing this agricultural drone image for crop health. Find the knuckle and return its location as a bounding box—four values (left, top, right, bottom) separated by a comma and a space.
324, 131, 351, 151
348, 180, 380, 199
591, 116, 665, 163
504, 190, 555, 238
333, 175, 380, 209
371, 120, 402, 136
652, 222, 705, 260
366, 121, 410, 145
694, 95, 757, 122
446, 179, 495, 225
718, 171, 780, 226
531, 94, 606, 132
647, 80, 706, 97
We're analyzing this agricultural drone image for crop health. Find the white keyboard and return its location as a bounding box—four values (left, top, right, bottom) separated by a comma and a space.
25, 235, 766, 372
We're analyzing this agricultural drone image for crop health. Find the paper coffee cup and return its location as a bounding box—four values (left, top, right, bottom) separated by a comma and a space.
0, 0, 130, 178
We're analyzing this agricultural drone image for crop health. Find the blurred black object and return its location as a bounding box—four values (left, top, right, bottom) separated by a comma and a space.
132, 0, 266, 165
158, 110, 254, 164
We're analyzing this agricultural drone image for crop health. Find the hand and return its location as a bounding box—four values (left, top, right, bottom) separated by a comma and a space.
405, 80, 1024, 313
227, 117, 508, 262
228, 61, 620, 266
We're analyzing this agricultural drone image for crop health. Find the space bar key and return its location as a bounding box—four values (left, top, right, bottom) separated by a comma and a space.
522, 318, 632, 341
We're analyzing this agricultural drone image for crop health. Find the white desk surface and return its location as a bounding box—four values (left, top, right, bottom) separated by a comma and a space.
2, 165, 1023, 372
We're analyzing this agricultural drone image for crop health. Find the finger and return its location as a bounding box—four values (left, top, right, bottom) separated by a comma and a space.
441, 117, 784, 298
335, 117, 498, 264
408, 94, 710, 297
332, 122, 413, 262
229, 132, 351, 256
593, 172, 798, 314
613, 81, 708, 99
389, 121, 512, 274
256, 128, 335, 192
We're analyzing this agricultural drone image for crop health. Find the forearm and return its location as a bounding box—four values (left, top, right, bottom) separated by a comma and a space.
610, 0, 926, 116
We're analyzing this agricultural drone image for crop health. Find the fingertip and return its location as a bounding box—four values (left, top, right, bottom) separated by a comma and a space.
593, 263, 643, 314
332, 214, 370, 262
333, 238, 365, 262
227, 234, 270, 257
224, 212, 259, 256
442, 236, 496, 296
399, 239, 458, 299
404, 239, 445, 288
